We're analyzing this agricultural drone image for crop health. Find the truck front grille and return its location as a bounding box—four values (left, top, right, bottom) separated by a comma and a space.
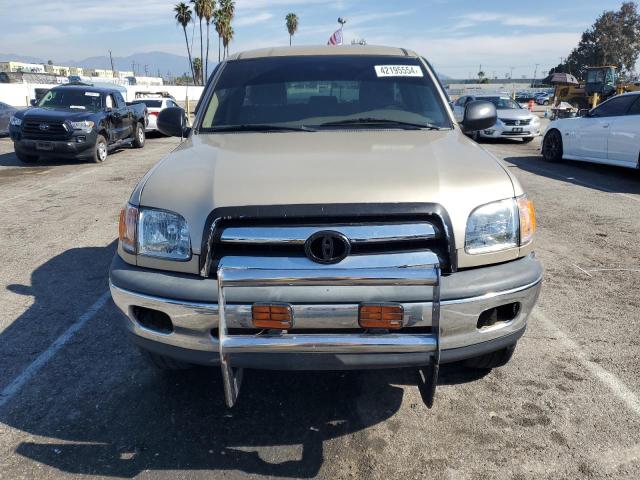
501, 118, 531, 126
204, 213, 454, 276
22, 121, 70, 140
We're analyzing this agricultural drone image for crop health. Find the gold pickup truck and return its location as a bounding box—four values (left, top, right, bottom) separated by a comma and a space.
109, 45, 541, 408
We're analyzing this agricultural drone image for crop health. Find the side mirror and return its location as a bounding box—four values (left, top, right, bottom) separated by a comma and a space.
105, 107, 113, 113
157, 107, 189, 138
30, 99, 37, 107
460, 100, 497, 133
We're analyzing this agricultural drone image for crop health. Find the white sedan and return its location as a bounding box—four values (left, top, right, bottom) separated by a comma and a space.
542, 92, 640, 168
129, 97, 182, 132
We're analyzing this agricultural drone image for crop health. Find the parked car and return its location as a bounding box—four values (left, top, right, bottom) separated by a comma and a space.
0, 101, 18, 136
535, 92, 553, 105
129, 97, 183, 132
453, 94, 541, 142
543, 91, 640, 168
110, 45, 541, 409
9, 84, 148, 163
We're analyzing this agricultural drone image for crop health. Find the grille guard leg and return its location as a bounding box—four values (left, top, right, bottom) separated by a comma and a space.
216, 257, 441, 409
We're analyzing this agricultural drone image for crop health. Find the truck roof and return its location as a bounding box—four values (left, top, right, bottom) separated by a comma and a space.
229, 44, 420, 61
51, 83, 121, 95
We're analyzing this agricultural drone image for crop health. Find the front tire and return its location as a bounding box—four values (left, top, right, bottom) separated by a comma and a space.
132, 122, 145, 148
16, 150, 38, 164
91, 135, 108, 163
462, 344, 516, 369
542, 129, 563, 162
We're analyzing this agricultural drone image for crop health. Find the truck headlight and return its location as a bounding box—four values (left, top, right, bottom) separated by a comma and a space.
70, 120, 95, 133
465, 199, 518, 254
465, 196, 536, 254
118, 204, 191, 260
9, 116, 22, 126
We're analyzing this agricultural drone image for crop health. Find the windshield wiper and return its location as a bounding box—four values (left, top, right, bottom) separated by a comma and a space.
317, 118, 445, 130
208, 124, 315, 133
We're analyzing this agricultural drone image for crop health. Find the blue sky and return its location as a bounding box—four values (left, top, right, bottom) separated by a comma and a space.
0, 0, 630, 78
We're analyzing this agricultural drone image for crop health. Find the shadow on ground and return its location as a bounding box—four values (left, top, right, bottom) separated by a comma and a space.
504, 155, 640, 196
1, 243, 487, 478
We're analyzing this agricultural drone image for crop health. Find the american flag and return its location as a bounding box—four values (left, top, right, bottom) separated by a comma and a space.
327, 29, 343, 46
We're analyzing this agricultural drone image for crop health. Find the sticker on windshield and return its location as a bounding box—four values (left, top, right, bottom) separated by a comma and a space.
375, 65, 423, 77
70, 105, 86, 109
85, 92, 100, 97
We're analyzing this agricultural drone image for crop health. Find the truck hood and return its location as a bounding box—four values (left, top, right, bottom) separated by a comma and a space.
140, 129, 517, 254
18, 107, 96, 122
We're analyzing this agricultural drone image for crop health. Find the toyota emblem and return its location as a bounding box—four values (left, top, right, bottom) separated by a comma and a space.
304, 231, 350, 264
39, 123, 50, 131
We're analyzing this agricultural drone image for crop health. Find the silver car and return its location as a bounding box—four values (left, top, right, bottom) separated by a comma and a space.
453, 94, 541, 142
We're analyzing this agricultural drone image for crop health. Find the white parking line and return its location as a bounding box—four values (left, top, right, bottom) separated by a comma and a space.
533, 310, 640, 417
0, 291, 110, 410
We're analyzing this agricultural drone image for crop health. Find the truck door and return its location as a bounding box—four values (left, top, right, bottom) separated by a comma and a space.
114, 92, 133, 138
105, 94, 125, 141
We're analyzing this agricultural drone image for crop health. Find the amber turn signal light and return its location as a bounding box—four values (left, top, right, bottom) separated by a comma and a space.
359, 304, 404, 329
252, 303, 293, 329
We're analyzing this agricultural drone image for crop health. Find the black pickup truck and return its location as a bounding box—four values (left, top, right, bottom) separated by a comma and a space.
9, 84, 148, 163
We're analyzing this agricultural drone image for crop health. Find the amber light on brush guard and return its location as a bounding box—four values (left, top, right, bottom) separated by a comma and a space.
252, 304, 294, 329
359, 304, 404, 329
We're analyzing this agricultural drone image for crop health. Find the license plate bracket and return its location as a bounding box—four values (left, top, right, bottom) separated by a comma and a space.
36, 141, 53, 151
512, 127, 523, 133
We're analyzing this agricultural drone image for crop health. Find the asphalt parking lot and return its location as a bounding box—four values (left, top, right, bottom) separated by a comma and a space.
0, 127, 639, 480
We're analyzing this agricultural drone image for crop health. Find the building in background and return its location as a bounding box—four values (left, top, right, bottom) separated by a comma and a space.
0, 61, 46, 74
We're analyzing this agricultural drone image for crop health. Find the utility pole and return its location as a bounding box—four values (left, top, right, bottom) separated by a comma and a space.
338, 17, 346, 45
144, 64, 148, 77
131, 61, 136, 76
533, 63, 539, 87
109, 50, 115, 78
509, 66, 514, 79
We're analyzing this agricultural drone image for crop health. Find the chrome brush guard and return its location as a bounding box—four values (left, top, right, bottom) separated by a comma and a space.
216, 252, 441, 408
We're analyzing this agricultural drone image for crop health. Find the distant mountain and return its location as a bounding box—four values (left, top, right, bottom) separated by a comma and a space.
0, 53, 46, 64
70, 51, 200, 77
0, 51, 202, 77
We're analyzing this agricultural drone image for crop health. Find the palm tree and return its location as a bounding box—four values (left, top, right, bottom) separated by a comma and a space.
193, 57, 202, 84
203, 0, 215, 82
191, 0, 206, 84
219, 0, 235, 58
214, 9, 225, 62
174, 2, 196, 85
222, 23, 234, 59
285, 13, 299, 46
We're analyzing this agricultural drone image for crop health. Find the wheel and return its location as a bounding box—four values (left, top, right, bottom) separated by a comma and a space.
543, 100, 550, 106
91, 135, 108, 163
16, 150, 38, 164
542, 129, 563, 162
132, 122, 145, 148
522, 137, 534, 143
462, 344, 516, 369
140, 349, 193, 370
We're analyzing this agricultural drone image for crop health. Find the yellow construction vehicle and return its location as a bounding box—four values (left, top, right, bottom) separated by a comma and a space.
554, 66, 640, 110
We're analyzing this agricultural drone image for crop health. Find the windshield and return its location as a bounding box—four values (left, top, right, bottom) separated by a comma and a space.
480, 97, 521, 110
200, 55, 451, 131
38, 89, 103, 111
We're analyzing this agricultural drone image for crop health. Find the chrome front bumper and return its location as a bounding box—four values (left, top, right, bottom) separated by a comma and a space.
110, 252, 542, 407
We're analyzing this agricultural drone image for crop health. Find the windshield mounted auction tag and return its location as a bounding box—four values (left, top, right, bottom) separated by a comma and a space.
375, 65, 423, 77
85, 92, 100, 97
